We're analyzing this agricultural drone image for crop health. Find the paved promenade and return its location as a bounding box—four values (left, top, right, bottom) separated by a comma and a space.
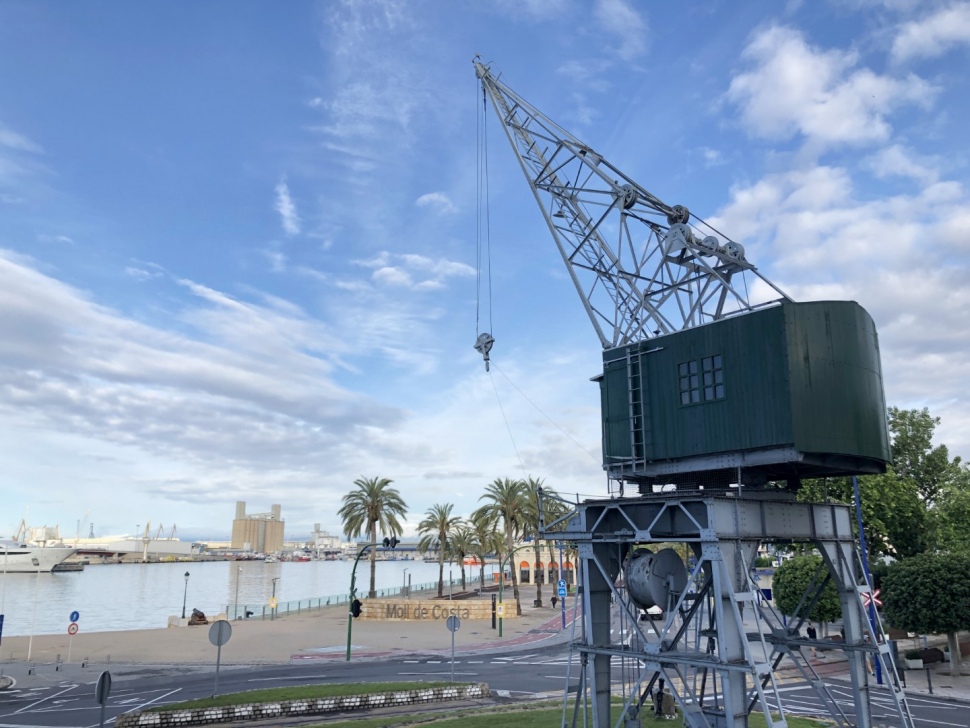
0, 595, 576, 666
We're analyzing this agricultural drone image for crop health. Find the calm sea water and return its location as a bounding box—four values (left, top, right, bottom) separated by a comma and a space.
0, 559, 471, 637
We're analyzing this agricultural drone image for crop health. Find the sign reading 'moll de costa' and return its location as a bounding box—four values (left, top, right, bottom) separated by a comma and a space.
360, 599, 518, 621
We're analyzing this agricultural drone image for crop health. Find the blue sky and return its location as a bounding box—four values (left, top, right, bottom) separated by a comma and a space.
1, 0, 968, 541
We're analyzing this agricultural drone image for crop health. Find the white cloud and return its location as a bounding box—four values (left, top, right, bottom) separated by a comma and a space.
37, 234, 74, 244
727, 25, 936, 147
372, 266, 413, 287
353, 251, 474, 290
0, 123, 42, 153
864, 144, 939, 184
415, 192, 458, 215
892, 3, 970, 61
492, 0, 568, 22
594, 0, 648, 61
274, 178, 301, 236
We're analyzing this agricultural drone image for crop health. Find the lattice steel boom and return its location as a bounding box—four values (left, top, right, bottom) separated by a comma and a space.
474, 59, 791, 350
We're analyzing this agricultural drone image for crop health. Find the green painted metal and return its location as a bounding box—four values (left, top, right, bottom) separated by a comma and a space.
599, 301, 890, 481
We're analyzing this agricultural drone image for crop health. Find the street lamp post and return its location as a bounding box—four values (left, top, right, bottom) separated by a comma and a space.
233, 566, 242, 619
346, 542, 376, 662
271, 577, 280, 620
182, 571, 190, 619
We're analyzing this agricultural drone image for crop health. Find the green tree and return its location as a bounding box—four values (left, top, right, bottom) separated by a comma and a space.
417, 503, 462, 598
480, 477, 527, 615
449, 524, 475, 590
470, 506, 502, 589
888, 407, 963, 506
799, 472, 927, 560
936, 473, 970, 554
772, 555, 843, 626
337, 476, 407, 598
883, 552, 970, 676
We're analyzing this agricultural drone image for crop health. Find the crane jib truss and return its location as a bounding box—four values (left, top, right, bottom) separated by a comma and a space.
474, 59, 791, 351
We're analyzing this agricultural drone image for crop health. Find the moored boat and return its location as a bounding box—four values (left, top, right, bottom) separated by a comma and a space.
0, 542, 79, 573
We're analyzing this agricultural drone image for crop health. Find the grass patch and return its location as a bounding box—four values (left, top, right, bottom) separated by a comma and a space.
149, 681, 457, 712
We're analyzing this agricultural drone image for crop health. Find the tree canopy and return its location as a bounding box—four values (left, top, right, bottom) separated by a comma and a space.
797, 407, 968, 560
337, 476, 407, 598
772, 555, 843, 625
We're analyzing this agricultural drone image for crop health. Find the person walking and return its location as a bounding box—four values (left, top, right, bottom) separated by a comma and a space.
807, 622, 818, 658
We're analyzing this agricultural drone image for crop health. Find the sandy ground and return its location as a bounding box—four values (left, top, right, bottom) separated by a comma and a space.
0, 595, 573, 665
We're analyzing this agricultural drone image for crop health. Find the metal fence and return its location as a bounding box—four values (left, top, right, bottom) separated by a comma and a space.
226, 572, 499, 621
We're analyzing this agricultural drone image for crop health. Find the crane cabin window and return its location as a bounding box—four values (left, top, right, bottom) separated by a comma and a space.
679, 355, 725, 405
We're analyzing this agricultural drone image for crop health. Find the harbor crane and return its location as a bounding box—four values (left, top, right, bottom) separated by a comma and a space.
474, 59, 912, 728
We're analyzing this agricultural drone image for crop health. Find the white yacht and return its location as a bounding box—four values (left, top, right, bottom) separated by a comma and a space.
0, 542, 78, 573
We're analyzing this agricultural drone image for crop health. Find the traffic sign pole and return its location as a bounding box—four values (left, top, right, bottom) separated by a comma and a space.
68, 612, 80, 663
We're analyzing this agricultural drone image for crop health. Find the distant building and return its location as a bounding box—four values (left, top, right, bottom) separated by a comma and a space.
310, 523, 341, 553
230, 501, 284, 554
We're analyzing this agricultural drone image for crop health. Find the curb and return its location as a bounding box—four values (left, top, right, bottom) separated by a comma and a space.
115, 682, 491, 727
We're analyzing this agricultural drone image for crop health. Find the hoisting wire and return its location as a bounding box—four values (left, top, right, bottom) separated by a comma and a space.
490, 361, 599, 464
488, 369, 528, 481
474, 80, 495, 371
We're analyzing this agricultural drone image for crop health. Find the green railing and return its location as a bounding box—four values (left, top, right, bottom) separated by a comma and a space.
226, 573, 499, 621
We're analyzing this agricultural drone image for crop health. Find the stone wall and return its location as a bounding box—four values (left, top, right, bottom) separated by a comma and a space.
361, 599, 517, 621
116, 683, 491, 727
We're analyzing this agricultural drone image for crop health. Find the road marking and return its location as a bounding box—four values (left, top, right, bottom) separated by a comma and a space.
468, 660, 483, 664
13, 685, 77, 715
427, 660, 440, 664
403, 660, 419, 663
81, 687, 182, 728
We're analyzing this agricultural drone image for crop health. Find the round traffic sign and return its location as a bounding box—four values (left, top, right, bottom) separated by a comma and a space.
95, 671, 112, 705
446, 615, 461, 633
68, 622, 79, 635
70, 610, 80, 622
208, 619, 232, 647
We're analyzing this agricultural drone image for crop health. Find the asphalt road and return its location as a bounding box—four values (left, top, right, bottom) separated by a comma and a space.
0, 648, 964, 728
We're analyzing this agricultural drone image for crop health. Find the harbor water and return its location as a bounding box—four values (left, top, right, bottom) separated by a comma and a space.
0, 559, 489, 637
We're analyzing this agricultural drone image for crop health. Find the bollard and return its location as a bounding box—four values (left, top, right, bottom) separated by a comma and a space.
925, 666, 933, 694
27, 664, 35, 675
55, 654, 61, 671
82, 657, 88, 668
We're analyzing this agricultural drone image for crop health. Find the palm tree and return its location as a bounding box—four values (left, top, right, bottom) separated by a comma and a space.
522, 476, 554, 607
417, 503, 462, 598
337, 476, 407, 598
449, 524, 475, 590
470, 506, 502, 589
480, 477, 526, 615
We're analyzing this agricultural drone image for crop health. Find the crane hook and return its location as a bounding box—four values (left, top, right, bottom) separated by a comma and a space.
474, 332, 495, 372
